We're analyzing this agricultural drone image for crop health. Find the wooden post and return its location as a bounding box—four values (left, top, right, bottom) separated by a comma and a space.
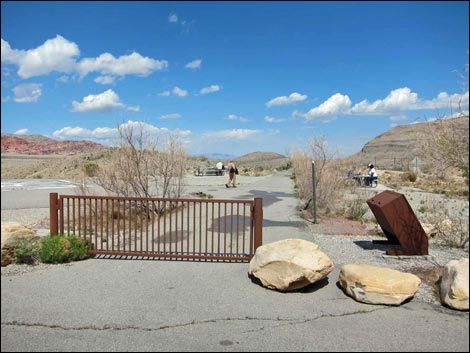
50, 193, 59, 236
253, 197, 263, 251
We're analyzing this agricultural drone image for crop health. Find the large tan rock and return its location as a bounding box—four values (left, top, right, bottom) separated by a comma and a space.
1, 222, 37, 247
440, 258, 469, 311
1, 222, 39, 266
248, 239, 334, 291
339, 264, 421, 305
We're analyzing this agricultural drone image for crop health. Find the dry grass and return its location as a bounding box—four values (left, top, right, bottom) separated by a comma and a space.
378, 169, 468, 197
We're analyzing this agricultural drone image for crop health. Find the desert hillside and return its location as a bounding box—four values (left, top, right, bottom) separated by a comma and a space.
234, 151, 289, 170
2, 117, 468, 178
1, 134, 104, 155
353, 116, 469, 170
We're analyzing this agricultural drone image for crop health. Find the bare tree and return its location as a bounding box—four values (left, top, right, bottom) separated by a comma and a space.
418, 115, 469, 183
290, 136, 350, 216
417, 60, 469, 183
150, 133, 187, 198
95, 121, 188, 199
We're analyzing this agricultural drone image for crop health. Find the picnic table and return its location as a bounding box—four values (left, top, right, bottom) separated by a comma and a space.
194, 166, 224, 176
351, 173, 378, 187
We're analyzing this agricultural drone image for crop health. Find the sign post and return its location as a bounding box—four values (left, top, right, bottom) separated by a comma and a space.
312, 160, 317, 224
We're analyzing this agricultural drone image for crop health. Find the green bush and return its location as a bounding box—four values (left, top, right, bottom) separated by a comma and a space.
13, 237, 42, 264
39, 235, 90, 264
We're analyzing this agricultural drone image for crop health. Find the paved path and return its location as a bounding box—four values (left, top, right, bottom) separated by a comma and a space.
1, 172, 469, 352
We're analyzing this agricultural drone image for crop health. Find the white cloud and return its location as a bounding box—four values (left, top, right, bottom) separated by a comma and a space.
389, 115, 408, 122
13, 83, 42, 103
2, 36, 79, 79
57, 75, 69, 83
168, 13, 178, 23
14, 128, 28, 135
172, 86, 187, 97
303, 93, 352, 121
2, 36, 168, 80
266, 92, 307, 107
94, 75, 116, 85
418, 91, 469, 110
70, 89, 139, 113
1, 39, 23, 63
185, 59, 202, 69
199, 85, 220, 94
78, 52, 168, 77
226, 114, 248, 122
264, 116, 285, 123
159, 113, 181, 120
158, 90, 171, 97
351, 88, 418, 114
52, 120, 191, 145
351, 88, 469, 115
203, 129, 260, 140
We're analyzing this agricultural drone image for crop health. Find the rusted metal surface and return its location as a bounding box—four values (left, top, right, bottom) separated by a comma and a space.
367, 190, 428, 255
49, 193, 59, 236
50, 193, 263, 262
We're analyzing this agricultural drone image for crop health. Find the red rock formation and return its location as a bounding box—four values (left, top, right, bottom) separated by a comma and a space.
1, 134, 104, 155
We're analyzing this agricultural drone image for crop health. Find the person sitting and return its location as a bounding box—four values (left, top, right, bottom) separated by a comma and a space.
365, 163, 378, 186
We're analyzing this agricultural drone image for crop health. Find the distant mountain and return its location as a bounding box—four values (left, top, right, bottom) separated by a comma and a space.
198, 152, 237, 161
235, 151, 289, 170
1, 134, 105, 155
353, 116, 469, 170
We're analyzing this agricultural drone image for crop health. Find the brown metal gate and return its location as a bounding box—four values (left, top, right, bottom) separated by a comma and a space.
50, 193, 262, 262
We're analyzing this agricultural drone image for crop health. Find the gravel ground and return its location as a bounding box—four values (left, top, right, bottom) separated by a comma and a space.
306, 226, 469, 306
1, 208, 50, 230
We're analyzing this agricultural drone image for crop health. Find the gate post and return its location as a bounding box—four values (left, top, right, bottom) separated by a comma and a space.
253, 197, 263, 251
50, 193, 59, 236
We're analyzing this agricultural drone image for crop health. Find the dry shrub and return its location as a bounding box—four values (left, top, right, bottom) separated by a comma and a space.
290, 136, 352, 216
425, 200, 469, 250
417, 115, 469, 183
94, 122, 187, 199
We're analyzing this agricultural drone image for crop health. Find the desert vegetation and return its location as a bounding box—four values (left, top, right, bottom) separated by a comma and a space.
290, 117, 469, 250
87, 122, 188, 199
5, 233, 90, 266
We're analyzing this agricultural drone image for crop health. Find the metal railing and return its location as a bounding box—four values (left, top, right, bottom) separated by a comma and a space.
50, 193, 262, 262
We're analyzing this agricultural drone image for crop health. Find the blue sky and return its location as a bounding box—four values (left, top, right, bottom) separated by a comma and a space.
1, 1, 469, 157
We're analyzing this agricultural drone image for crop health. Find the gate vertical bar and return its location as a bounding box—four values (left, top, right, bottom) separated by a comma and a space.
253, 197, 263, 252
59, 197, 64, 235
50, 193, 59, 237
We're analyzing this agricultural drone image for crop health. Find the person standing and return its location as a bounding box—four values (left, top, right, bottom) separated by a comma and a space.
225, 160, 238, 188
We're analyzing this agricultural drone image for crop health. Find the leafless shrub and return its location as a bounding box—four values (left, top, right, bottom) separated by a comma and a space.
94, 122, 187, 199
290, 136, 352, 216
426, 202, 469, 250
417, 115, 469, 183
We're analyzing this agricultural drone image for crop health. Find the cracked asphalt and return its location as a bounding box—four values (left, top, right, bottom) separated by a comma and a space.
1, 172, 469, 351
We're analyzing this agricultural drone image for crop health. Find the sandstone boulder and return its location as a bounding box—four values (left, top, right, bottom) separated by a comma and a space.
339, 264, 421, 305
1, 222, 39, 266
248, 239, 334, 291
440, 258, 469, 311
